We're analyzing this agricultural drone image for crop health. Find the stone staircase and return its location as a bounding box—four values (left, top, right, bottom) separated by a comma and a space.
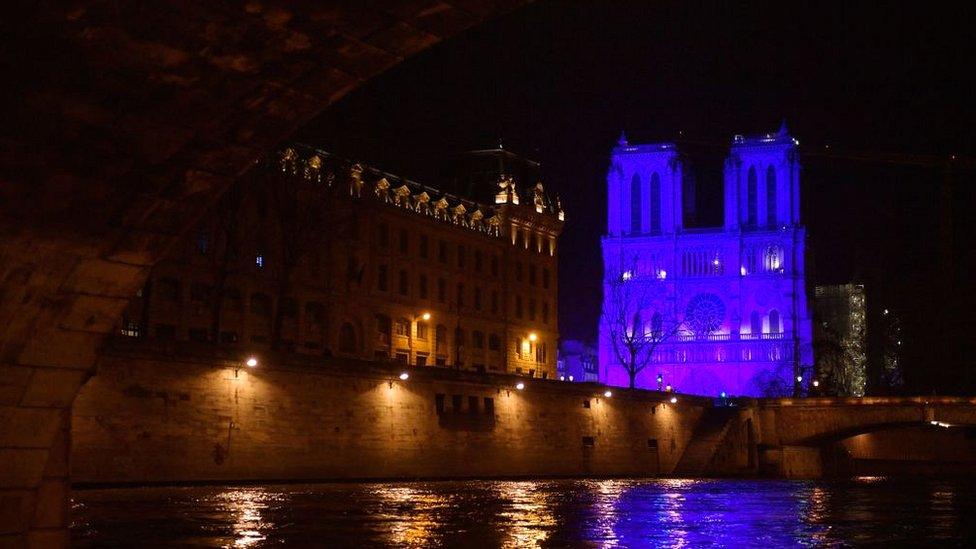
672, 407, 739, 477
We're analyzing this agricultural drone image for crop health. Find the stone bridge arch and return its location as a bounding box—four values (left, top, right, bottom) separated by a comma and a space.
0, 2, 528, 545
754, 397, 976, 447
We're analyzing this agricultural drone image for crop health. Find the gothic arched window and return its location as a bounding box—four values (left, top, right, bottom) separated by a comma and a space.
766, 165, 777, 226
651, 312, 663, 339
630, 174, 641, 233
768, 309, 781, 334
649, 172, 661, 233
750, 311, 761, 336
747, 166, 758, 227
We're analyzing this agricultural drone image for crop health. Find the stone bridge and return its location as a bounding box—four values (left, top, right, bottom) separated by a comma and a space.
750, 397, 976, 477
0, 2, 527, 546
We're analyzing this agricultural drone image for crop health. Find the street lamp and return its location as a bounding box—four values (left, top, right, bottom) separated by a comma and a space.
399, 372, 410, 381
528, 332, 538, 342
246, 357, 258, 368
604, 390, 612, 398
669, 396, 678, 404
515, 382, 525, 391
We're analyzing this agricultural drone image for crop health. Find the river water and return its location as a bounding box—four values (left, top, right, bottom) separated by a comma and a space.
71, 478, 975, 547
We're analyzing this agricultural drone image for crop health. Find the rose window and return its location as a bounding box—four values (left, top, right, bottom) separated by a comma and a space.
686, 293, 725, 337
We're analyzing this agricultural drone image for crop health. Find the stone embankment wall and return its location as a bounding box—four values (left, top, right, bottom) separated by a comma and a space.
72, 348, 711, 485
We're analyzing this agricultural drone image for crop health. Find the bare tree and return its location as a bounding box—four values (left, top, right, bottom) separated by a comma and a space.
602, 268, 683, 389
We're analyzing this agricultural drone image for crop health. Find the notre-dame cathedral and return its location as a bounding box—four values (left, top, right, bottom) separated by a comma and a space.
599, 125, 813, 396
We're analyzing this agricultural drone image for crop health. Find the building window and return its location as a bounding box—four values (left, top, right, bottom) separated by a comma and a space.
436, 324, 447, 353
542, 302, 549, 324
491, 256, 499, 277
396, 352, 409, 364
766, 165, 777, 226
395, 318, 409, 337
630, 173, 642, 233
120, 318, 140, 338
416, 355, 427, 367
306, 302, 325, 334
473, 331, 484, 349
419, 274, 428, 299
515, 296, 523, 318
475, 250, 483, 272
438, 278, 447, 303
484, 397, 494, 415
456, 283, 464, 308
255, 253, 265, 268
542, 269, 550, 289
474, 287, 483, 311
435, 393, 445, 414
649, 172, 661, 233
416, 323, 428, 340
529, 265, 537, 286
457, 244, 466, 268
515, 262, 523, 282
768, 309, 781, 334
339, 323, 357, 353
419, 235, 429, 259
747, 166, 758, 227
188, 328, 208, 342
582, 436, 595, 448
399, 228, 409, 254
750, 311, 761, 336
398, 269, 409, 296
438, 241, 448, 263
377, 265, 389, 292
378, 223, 390, 248
491, 291, 499, 315
488, 333, 501, 351
528, 299, 536, 320
763, 245, 783, 272
536, 342, 547, 363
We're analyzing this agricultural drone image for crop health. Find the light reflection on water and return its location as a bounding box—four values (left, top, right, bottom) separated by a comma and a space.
72, 477, 976, 547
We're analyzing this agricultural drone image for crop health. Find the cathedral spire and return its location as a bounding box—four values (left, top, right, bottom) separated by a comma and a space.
618, 131, 629, 146
778, 119, 789, 137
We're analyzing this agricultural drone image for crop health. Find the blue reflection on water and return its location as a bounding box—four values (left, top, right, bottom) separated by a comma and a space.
72, 477, 975, 547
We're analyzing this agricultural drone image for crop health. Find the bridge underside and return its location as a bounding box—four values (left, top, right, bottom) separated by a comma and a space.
0, 2, 527, 545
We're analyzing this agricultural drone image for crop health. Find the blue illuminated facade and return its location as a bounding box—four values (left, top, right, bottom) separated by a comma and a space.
599, 126, 813, 396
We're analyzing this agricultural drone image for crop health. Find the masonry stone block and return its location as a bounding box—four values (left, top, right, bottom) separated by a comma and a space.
0, 407, 62, 448
0, 490, 34, 535
0, 449, 49, 488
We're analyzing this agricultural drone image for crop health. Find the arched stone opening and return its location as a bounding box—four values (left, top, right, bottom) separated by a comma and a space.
0, 2, 527, 545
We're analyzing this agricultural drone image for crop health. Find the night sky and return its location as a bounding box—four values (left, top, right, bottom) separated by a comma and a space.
301, 1, 975, 393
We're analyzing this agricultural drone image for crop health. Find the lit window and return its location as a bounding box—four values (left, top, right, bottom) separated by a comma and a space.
255, 254, 264, 268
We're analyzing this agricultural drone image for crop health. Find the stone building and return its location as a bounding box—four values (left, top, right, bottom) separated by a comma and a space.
599, 125, 814, 396
556, 339, 599, 382
119, 145, 564, 378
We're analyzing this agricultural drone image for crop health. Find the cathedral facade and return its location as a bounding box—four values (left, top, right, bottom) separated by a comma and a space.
599, 127, 813, 397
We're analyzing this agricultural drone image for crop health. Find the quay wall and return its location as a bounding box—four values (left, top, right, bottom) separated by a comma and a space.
71, 349, 710, 485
